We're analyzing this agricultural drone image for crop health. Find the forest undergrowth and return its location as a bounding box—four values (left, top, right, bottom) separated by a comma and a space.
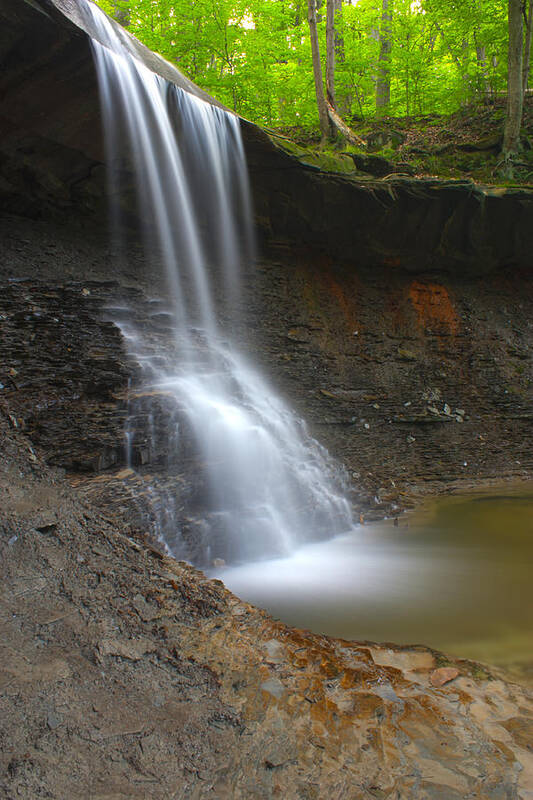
275, 95, 533, 186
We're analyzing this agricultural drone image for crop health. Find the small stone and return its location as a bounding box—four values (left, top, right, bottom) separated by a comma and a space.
430, 667, 459, 687
35, 512, 58, 533
443, 403, 452, 416
264, 639, 284, 664
260, 677, 285, 699
47, 712, 62, 730
397, 348, 417, 361
132, 594, 158, 622
82, 288, 91, 296
406, 435, 416, 443
98, 637, 157, 661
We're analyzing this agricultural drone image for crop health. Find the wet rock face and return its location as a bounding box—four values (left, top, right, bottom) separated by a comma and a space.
1, 225, 531, 539
242, 123, 533, 276
0, 280, 131, 472
248, 251, 533, 511
0, 0, 105, 219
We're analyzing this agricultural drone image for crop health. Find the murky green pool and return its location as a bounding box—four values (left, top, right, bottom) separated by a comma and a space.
214, 483, 533, 685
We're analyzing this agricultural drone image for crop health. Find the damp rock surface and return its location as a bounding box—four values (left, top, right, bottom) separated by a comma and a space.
1, 413, 532, 800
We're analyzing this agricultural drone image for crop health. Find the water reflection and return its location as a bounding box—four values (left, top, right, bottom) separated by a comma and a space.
213, 484, 533, 683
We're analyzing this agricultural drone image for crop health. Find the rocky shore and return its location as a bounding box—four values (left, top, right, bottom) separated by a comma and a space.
2, 412, 533, 799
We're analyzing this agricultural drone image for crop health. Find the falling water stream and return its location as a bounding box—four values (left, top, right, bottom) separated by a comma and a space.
86, 1, 353, 565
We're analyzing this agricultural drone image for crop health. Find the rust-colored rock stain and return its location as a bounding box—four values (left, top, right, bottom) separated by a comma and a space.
408, 280, 460, 335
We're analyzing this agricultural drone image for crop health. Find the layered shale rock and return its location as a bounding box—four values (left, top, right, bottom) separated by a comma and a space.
0, 0, 532, 527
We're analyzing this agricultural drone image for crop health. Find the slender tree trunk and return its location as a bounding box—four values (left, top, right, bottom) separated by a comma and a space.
307, 0, 330, 143
474, 0, 490, 98
523, 0, 533, 93
376, 0, 392, 115
326, 101, 365, 145
308, 0, 364, 145
476, 43, 491, 98
326, 0, 336, 105
502, 0, 524, 167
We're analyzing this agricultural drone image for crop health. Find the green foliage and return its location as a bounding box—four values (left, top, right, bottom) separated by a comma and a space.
94, 0, 524, 133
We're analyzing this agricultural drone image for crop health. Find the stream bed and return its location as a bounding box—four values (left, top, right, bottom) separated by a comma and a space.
213, 483, 533, 685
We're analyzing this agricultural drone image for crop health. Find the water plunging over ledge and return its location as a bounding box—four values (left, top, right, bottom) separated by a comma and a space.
86, 1, 353, 564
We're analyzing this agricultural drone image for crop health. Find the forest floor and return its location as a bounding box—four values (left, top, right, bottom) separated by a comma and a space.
276, 95, 533, 185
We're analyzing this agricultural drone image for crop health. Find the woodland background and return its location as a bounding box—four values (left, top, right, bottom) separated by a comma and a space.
95, 0, 515, 128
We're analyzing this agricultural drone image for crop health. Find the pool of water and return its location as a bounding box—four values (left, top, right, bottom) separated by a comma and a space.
212, 483, 533, 684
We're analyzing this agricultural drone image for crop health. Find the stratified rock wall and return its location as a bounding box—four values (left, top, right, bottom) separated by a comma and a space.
243, 122, 533, 275
0, 0, 532, 527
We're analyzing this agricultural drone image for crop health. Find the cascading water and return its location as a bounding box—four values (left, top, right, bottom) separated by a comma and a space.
86, 0, 353, 565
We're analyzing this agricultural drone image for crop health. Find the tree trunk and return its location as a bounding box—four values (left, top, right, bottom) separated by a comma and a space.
326, 101, 365, 146
326, 0, 336, 105
474, 0, 490, 98
476, 44, 491, 98
307, 0, 330, 143
376, 0, 392, 115
502, 0, 524, 169
523, 0, 533, 93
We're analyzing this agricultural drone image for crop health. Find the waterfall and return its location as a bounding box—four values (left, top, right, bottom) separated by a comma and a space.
85, 0, 353, 565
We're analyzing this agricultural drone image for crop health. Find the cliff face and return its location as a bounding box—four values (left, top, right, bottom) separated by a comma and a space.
3, 0, 533, 273
244, 121, 533, 275
1, 0, 532, 526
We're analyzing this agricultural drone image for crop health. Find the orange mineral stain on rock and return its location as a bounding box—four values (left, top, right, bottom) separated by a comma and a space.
408, 280, 459, 335
326, 275, 359, 332
430, 667, 460, 687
